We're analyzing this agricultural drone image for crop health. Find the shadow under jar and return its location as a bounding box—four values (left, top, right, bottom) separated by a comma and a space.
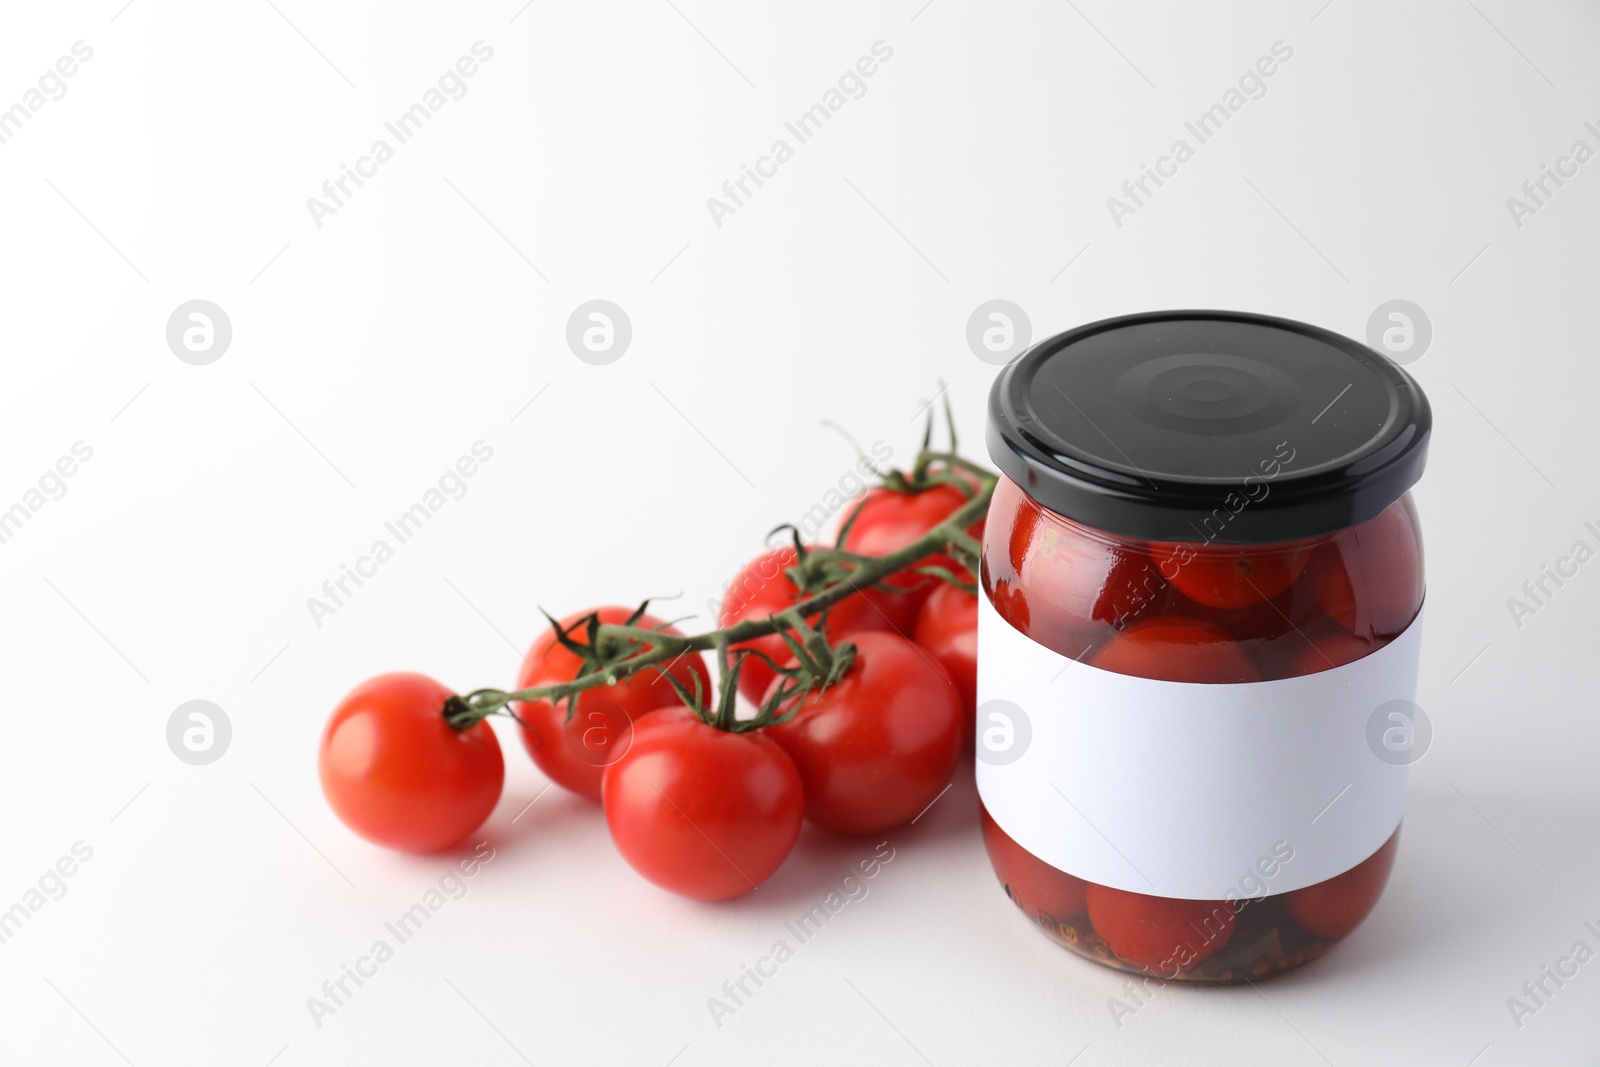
975, 311, 1430, 983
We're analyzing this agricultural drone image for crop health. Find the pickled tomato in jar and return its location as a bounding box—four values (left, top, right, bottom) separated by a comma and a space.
976, 311, 1430, 982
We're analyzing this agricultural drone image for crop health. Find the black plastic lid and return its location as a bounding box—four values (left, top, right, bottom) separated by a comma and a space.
986, 310, 1431, 544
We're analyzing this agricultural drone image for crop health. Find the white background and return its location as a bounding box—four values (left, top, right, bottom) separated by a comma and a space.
1, 1, 1596, 1064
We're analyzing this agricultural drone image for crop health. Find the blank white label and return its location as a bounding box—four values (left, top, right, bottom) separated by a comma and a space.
975, 591, 1422, 900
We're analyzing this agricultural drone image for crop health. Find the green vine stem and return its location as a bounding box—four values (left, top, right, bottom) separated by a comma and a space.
446, 449, 996, 731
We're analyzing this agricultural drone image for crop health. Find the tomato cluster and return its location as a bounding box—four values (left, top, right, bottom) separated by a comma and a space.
318, 477, 979, 902
981, 476, 1423, 980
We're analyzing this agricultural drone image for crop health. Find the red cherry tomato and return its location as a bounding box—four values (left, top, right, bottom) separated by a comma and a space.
516, 607, 712, 801
1090, 618, 1261, 683
763, 631, 963, 835
601, 707, 803, 900
986, 476, 1166, 658
985, 577, 1031, 633
981, 806, 1088, 923
1307, 501, 1423, 639
912, 581, 977, 739
980, 485, 1037, 636
840, 479, 984, 628
1283, 628, 1377, 677
1150, 540, 1311, 610
719, 546, 897, 704
1014, 511, 1164, 631
1152, 579, 1329, 679
1285, 830, 1400, 939
1086, 884, 1235, 972
319, 672, 504, 853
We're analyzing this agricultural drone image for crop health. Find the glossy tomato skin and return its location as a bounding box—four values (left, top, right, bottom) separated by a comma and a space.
601, 707, 803, 900
1090, 618, 1261, 684
1166, 581, 1326, 679
1086, 884, 1235, 972
1149, 540, 1313, 610
981, 805, 1088, 927
840, 479, 985, 628
319, 672, 504, 853
1285, 830, 1400, 940
1283, 627, 1377, 677
763, 632, 963, 835
516, 607, 712, 801
912, 581, 978, 740
980, 475, 1426, 981
1306, 498, 1424, 640
719, 546, 897, 705
983, 476, 1166, 661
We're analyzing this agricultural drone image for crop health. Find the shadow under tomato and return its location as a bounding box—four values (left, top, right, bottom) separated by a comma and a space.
474, 776, 604, 862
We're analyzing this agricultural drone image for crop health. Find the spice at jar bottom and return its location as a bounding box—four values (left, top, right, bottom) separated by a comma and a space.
976, 310, 1431, 982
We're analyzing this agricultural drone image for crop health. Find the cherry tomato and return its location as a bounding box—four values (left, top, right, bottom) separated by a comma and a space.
1091, 618, 1261, 683
1013, 509, 1164, 630
1149, 540, 1312, 610
1285, 830, 1400, 939
840, 479, 984, 628
601, 706, 803, 900
985, 576, 1031, 633
981, 806, 1088, 923
516, 607, 712, 801
912, 581, 978, 739
1307, 501, 1423, 639
1086, 884, 1235, 971
319, 672, 504, 853
1283, 628, 1376, 677
1163, 582, 1326, 679
763, 631, 963, 835
719, 546, 897, 704
986, 476, 1165, 659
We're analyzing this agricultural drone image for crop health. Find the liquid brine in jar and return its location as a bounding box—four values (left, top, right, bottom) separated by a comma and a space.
976, 311, 1429, 982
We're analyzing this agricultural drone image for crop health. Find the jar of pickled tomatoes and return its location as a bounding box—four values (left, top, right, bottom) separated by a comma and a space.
976, 310, 1430, 982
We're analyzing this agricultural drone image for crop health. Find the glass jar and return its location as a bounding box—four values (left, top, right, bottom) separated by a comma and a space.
975, 311, 1430, 983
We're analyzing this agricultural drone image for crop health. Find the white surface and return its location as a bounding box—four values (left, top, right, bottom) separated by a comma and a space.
1, 1, 1597, 1064
974, 590, 1421, 899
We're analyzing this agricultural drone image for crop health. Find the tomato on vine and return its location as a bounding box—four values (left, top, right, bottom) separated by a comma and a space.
840, 476, 984, 628
516, 607, 712, 801
763, 631, 963, 835
319, 672, 504, 853
912, 580, 978, 735
719, 546, 894, 704
317, 429, 996, 893
601, 706, 803, 900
